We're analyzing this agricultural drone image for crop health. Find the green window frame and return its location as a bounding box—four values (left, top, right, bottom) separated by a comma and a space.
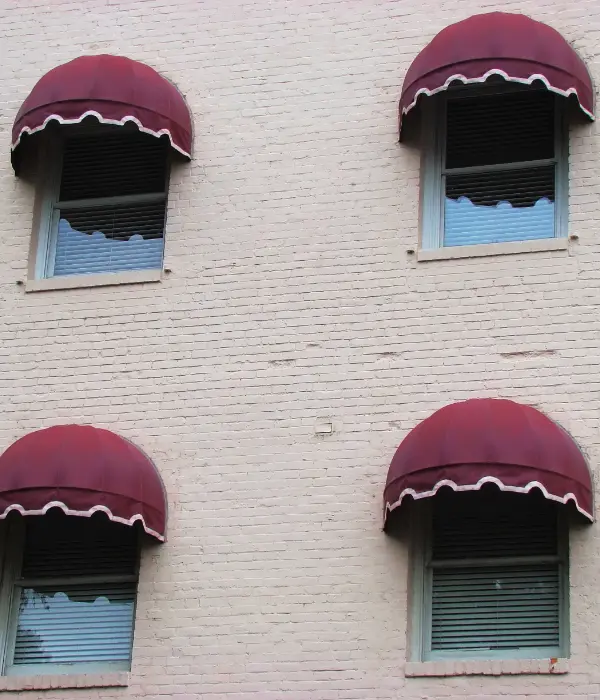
409, 490, 570, 661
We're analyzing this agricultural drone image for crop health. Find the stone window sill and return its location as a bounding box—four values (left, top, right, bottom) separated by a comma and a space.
405, 658, 569, 677
0, 672, 129, 692
417, 237, 568, 261
24, 269, 163, 292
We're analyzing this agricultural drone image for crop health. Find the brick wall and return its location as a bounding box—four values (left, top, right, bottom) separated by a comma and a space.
1, 0, 600, 697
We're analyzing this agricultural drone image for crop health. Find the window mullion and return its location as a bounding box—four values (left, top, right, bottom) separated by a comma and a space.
442, 156, 557, 177
55, 191, 167, 210
430, 554, 560, 569
16, 574, 137, 588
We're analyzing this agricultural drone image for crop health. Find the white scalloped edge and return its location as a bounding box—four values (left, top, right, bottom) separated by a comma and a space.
11, 110, 191, 159
401, 68, 595, 121
384, 475, 594, 523
0, 500, 165, 541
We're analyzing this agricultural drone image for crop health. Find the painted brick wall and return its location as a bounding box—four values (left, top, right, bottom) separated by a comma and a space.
1, 0, 600, 698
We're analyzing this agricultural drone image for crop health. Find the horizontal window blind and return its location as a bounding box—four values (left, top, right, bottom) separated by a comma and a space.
14, 584, 136, 665
432, 491, 558, 560
445, 90, 555, 169
51, 131, 167, 277
428, 491, 562, 656
54, 202, 166, 275
60, 132, 167, 200
444, 166, 555, 246
21, 513, 138, 578
442, 89, 558, 247
11, 514, 138, 670
431, 564, 560, 651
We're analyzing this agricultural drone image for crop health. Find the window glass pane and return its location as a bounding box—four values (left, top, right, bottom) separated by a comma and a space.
444, 165, 556, 246
59, 132, 168, 200
445, 90, 555, 169
50, 129, 168, 277
11, 513, 138, 670
21, 512, 138, 579
442, 89, 558, 246
428, 491, 562, 657
53, 201, 166, 276
432, 490, 558, 560
13, 583, 135, 666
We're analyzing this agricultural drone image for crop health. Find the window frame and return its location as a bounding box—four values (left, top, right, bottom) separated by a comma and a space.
32, 126, 170, 281
0, 517, 140, 677
420, 87, 569, 251
409, 499, 570, 662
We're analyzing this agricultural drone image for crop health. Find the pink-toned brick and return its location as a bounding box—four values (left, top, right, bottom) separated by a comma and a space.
0, 1, 598, 698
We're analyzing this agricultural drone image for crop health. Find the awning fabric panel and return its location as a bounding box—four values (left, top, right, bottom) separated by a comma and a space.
11, 54, 192, 168
399, 12, 594, 138
0, 425, 167, 541
384, 399, 593, 526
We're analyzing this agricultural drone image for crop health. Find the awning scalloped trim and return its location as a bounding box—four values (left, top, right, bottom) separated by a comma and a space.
384, 474, 593, 527
401, 67, 595, 121
10, 109, 191, 159
0, 500, 165, 541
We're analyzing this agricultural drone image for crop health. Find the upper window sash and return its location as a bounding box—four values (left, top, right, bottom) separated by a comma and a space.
420, 92, 568, 250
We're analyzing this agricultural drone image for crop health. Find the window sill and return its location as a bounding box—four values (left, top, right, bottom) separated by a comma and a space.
417, 237, 568, 261
0, 672, 129, 692
405, 658, 569, 677
24, 269, 163, 292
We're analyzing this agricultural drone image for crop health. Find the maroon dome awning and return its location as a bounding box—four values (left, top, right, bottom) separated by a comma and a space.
384, 399, 593, 527
399, 12, 594, 139
0, 425, 167, 541
12, 54, 192, 169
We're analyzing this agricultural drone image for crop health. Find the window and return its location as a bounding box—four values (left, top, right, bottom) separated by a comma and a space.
35, 127, 169, 279
411, 489, 569, 661
421, 86, 568, 249
0, 511, 139, 675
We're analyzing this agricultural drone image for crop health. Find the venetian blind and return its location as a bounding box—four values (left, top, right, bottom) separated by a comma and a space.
443, 90, 558, 247
429, 491, 562, 655
52, 131, 168, 276
11, 514, 138, 669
